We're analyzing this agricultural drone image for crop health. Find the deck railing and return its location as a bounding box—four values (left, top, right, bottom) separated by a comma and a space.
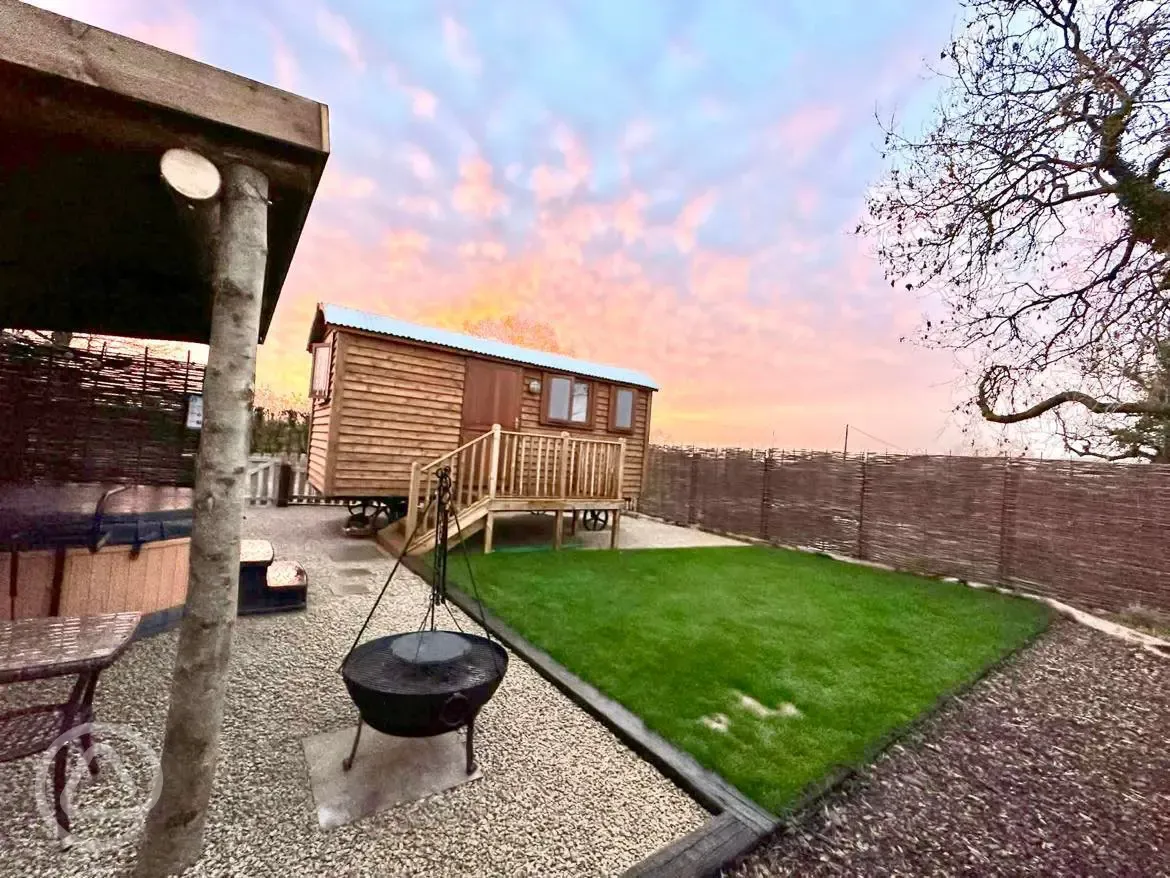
405, 425, 626, 536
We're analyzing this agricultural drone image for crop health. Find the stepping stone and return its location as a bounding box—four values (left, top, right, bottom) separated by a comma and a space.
327, 544, 384, 563
328, 580, 372, 597
301, 725, 481, 829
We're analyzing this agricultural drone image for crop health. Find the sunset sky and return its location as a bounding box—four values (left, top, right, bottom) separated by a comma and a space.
36, 0, 970, 452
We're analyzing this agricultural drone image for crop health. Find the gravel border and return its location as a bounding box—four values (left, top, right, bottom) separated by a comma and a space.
733, 621, 1170, 877
0, 506, 706, 877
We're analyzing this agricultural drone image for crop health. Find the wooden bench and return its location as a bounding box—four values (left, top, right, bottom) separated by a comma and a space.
238, 540, 307, 615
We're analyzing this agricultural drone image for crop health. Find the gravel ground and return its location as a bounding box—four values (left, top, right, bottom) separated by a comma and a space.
734, 621, 1170, 878
0, 505, 706, 878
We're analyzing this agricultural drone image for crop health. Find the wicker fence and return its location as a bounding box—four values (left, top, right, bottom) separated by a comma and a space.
643, 446, 1170, 614
0, 333, 204, 486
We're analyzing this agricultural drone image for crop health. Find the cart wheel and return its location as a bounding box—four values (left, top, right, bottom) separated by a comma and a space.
582, 510, 609, 531
370, 504, 393, 531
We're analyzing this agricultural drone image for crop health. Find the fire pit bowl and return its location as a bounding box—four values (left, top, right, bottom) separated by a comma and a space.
340, 629, 508, 773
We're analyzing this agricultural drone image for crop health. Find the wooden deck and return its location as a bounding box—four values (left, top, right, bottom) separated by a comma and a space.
378, 425, 627, 555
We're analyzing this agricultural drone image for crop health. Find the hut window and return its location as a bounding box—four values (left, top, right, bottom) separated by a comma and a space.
610, 387, 635, 432
310, 342, 331, 400
542, 374, 592, 426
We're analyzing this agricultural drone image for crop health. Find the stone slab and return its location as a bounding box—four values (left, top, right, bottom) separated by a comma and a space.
326, 543, 385, 563
328, 580, 372, 596
301, 724, 481, 829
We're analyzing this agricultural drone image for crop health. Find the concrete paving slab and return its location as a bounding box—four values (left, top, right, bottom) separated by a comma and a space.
301, 724, 482, 830
327, 543, 386, 563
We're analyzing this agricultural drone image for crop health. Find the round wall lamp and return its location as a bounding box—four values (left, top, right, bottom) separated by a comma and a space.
526, 378, 542, 394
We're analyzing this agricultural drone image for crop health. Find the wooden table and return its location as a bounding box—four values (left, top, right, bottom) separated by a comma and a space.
0, 612, 141, 834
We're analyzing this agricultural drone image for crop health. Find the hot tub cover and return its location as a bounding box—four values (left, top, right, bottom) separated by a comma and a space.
0, 483, 193, 552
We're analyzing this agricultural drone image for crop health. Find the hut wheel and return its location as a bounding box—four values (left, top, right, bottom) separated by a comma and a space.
582, 510, 609, 531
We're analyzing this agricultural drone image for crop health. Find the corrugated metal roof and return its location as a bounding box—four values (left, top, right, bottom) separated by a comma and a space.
319, 303, 659, 390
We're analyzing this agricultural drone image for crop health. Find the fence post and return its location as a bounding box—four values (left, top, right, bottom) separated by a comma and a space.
688, 447, 699, 526
760, 449, 772, 541
996, 457, 1016, 586
275, 459, 292, 507
857, 452, 869, 559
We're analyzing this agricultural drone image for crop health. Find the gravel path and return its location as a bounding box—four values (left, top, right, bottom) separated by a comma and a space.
734, 621, 1170, 877
0, 506, 705, 877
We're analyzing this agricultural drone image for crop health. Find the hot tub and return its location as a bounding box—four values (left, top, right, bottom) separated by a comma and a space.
1, 483, 193, 629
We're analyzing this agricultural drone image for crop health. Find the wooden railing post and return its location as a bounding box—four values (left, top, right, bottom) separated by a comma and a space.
554, 432, 570, 549
611, 438, 627, 549
485, 425, 501, 553
406, 460, 421, 536
615, 437, 626, 501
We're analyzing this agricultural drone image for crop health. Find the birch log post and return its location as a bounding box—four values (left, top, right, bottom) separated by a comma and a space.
135, 162, 269, 877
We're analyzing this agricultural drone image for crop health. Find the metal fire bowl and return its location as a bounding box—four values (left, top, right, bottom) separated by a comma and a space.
341, 630, 508, 738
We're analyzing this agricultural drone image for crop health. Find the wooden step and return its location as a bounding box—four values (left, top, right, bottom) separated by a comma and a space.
376, 499, 491, 557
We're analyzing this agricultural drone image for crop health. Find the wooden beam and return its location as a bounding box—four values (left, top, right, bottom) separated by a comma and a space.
161, 148, 222, 281
135, 163, 269, 876
0, 0, 327, 153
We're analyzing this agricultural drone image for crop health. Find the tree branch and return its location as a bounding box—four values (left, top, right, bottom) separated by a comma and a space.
978, 367, 1170, 422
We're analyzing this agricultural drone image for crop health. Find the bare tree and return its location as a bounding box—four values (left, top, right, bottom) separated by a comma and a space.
867, 0, 1170, 447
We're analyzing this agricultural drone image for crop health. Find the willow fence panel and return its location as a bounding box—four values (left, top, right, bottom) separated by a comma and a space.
0, 333, 205, 486
642, 445, 1170, 614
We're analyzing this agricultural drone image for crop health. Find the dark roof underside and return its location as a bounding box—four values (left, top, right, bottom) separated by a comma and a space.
0, 2, 329, 344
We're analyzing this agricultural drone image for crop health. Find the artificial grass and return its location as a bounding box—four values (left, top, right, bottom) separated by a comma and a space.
448, 546, 1050, 815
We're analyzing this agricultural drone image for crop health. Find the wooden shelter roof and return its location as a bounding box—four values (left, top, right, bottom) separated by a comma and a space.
0, 1, 330, 344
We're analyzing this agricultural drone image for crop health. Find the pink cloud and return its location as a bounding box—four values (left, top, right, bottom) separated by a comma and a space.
453, 156, 507, 218
774, 104, 843, 165
621, 119, 655, 152
270, 32, 299, 91
403, 145, 436, 182
674, 191, 717, 254
406, 87, 437, 118
793, 186, 820, 217
530, 125, 593, 203
319, 168, 377, 200
383, 229, 430, 270
45, 0, 202, 58
316, 6, 365, 72
442, 14, 481, 75
457, 240, 508, 262
611, 191, 649, 244
396, 195, 443, 219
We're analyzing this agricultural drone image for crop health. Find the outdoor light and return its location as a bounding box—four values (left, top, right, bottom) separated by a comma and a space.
527, 378, 541, 394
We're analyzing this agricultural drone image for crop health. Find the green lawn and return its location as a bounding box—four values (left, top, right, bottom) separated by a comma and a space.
448, 546, 1050, 814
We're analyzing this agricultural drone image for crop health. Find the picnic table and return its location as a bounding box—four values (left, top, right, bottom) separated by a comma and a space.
0, 612, 141, 835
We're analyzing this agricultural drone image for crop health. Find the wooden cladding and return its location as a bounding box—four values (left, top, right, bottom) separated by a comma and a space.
310, 328, 654, 501
329, 333, 464, 495
643, 446, 1170, 615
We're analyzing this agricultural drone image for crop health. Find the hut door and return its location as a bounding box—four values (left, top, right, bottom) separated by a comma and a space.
461, 360, 522, 442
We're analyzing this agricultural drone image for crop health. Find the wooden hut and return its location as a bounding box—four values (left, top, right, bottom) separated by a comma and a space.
306, 304, 658, 552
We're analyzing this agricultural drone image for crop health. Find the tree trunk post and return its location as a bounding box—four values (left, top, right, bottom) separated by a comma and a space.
135, 163, 269, 877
